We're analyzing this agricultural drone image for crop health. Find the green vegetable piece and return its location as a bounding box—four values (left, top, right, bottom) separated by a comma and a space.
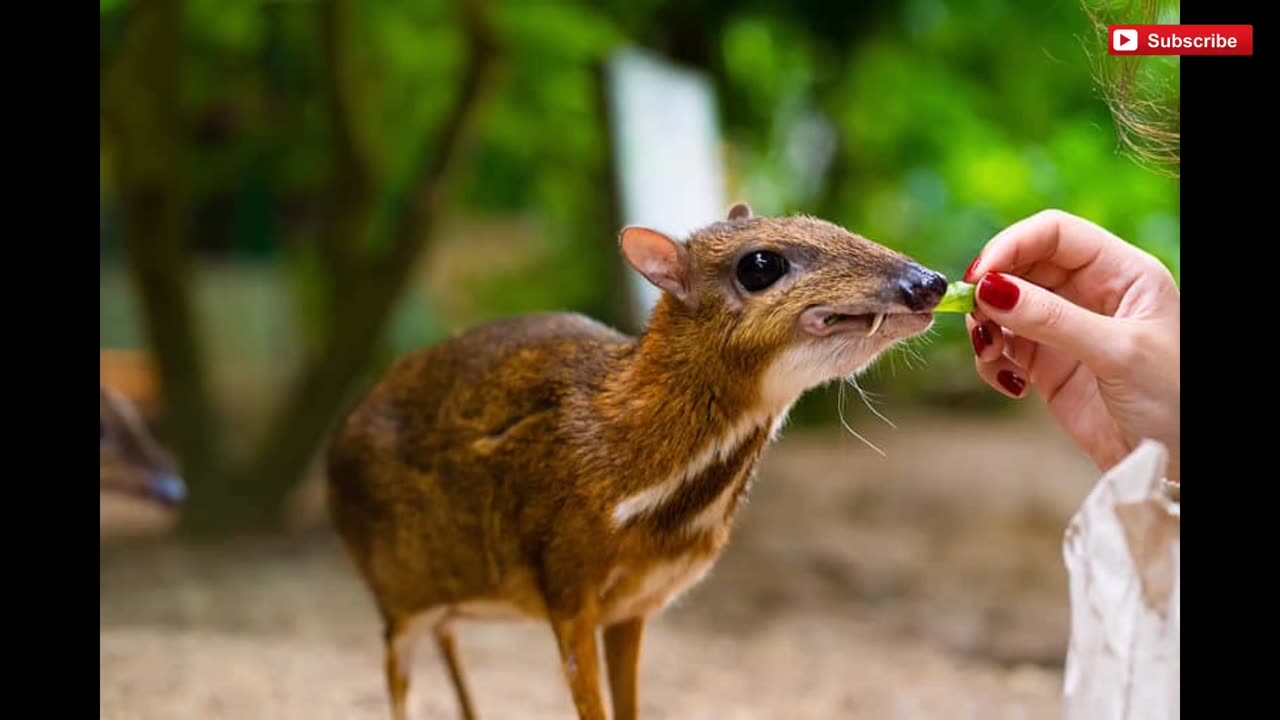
935, 281, 976, 314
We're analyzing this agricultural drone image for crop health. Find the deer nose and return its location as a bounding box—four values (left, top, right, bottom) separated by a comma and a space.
897, 265, 948, 312
149, 474, 187, 505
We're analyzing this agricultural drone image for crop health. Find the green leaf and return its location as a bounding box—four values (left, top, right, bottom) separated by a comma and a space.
935, 281, 976, 314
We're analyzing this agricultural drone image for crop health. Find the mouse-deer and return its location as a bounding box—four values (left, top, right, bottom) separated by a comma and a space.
328, 204, 947, 719
100, 385, 186, 507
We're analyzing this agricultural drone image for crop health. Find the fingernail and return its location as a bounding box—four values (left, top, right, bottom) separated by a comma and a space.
978, 273, 1020, 311
971, 323, 992, 354
997, 369, 1026, 396
964, 255, 983, 283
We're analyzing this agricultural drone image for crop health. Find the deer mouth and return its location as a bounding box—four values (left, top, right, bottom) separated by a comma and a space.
800, 306, 932, 339
826, 311, 886, 336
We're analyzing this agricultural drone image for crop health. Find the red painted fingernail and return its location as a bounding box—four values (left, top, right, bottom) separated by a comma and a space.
964, 255, 983, 283
978, 273, 1020, 311
971, 323, 992, 354
997, 369, 1026, 396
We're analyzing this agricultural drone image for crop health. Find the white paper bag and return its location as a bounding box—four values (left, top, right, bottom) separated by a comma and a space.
1062, 439, 1180, 720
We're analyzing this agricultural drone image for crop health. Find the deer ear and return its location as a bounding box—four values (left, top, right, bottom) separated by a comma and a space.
619, 226, 696, 307
727, 202, 753, 221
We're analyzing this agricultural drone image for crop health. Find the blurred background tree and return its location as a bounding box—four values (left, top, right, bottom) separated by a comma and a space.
100, 0, 1179, 534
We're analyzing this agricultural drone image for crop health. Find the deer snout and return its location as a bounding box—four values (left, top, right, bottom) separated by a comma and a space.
148, 473, 187, 505
895, 263, 947, 312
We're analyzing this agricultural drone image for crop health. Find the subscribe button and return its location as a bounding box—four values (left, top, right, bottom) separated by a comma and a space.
1109, 24, 1253, 56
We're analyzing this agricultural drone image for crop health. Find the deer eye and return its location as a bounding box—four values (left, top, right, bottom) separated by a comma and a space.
736, 250, 789, 292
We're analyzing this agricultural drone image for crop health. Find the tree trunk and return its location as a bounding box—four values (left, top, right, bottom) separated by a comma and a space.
187, 0, 501, 535
103, 0, 501, 536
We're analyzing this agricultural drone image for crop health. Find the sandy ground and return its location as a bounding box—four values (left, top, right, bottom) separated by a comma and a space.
101, 406, 1097, 720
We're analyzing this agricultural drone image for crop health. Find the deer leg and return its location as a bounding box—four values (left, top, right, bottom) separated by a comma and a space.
603, 617, 646, 720
434, 622, 479, 720
383, 609, 445, 720
385, 621, 417, 720
549, 611, 608, 720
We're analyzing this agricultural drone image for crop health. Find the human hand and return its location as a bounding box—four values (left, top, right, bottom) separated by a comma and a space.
964, 210, 1181, 483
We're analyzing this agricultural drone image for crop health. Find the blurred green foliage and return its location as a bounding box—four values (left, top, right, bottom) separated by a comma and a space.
102, 0, 1178, 423
718, 0, 1180, 414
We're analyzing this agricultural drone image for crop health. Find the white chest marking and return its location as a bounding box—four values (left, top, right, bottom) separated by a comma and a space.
610, 413, 769, 527
614, 407, 773, 525
610, 347, 828, 531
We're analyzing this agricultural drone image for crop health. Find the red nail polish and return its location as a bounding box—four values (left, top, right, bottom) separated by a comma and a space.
964, 256, 982, 283
971, 323, 992, 354
997, 369, 1026, 396
978, 273, 1020, 311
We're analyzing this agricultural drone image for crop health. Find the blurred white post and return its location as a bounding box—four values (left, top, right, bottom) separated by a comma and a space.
604, 47, 728, 329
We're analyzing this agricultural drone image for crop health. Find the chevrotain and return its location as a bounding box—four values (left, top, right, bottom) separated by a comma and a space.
327, 203, 948, 720
100, 385, 185, 507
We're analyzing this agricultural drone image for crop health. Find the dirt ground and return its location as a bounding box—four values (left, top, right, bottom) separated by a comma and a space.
101, 405, 1097, 720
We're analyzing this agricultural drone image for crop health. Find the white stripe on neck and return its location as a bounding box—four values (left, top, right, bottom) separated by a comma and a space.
611, 412, 771, 527
610, 342, 828, 531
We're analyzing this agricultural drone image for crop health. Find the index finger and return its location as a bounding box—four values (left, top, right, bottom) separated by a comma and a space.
965, 209, 1140, 282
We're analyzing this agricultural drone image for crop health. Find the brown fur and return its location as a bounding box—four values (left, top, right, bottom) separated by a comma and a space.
327, 205, 947, 720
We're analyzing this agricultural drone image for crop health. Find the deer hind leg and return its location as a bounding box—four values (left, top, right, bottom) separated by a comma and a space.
435, 621, 479, 720
549, 609, 608, 720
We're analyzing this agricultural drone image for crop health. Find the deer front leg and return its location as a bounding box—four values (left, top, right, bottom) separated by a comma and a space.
549, 610, 608, 720
604, 616, 645, 720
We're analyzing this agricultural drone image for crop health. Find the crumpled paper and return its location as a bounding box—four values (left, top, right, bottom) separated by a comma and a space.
1062, 439, 1180, 720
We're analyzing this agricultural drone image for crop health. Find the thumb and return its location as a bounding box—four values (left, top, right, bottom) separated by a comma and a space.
974, 272, 1119, 370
